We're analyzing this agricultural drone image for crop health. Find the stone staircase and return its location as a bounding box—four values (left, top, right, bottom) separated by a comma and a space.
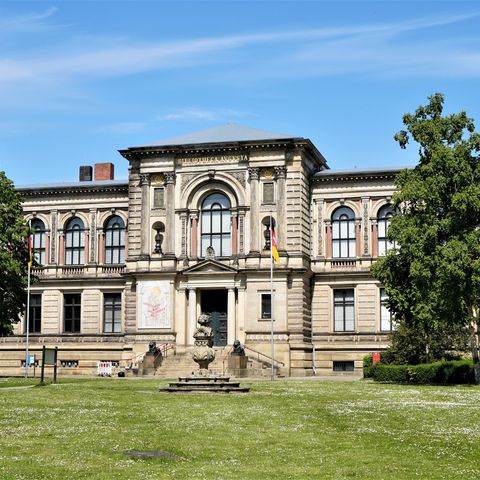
144, 348, 283, 378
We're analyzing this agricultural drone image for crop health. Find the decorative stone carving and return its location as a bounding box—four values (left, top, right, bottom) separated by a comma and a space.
317, 199, 324, 257
139, 173, 150, 186
205, 246, 216, 260
362, 198, 369, 255
227, 171, 246, 188
274, 166, 287, 180
192, 313, 216, 371
90, 209, 96, 263
181, 173, 197, 191
163, 172, 175, 185
248, 167, 260, 182
50, 211, 57, 264
239, 215, 245, 254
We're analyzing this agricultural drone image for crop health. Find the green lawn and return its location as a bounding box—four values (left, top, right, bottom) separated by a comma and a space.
0, 377, 479, 479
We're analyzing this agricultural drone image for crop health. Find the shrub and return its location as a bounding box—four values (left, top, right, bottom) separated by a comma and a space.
365, 360, 475, 384
363, 354, 373, 367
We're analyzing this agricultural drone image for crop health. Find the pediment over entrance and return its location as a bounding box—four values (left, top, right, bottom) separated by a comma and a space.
182, 259, 238, 274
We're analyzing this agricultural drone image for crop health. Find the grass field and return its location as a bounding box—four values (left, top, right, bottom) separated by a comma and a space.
0, 377, 479, 479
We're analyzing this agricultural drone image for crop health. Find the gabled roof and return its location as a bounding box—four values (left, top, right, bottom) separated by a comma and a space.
138, 123, 296, 148
182, 259, 238, 274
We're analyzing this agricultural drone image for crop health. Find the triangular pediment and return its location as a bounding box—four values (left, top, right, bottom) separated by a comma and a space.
182, 259, 238, 274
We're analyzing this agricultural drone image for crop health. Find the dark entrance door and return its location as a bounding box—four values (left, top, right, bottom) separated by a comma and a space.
201, 289, 227, 347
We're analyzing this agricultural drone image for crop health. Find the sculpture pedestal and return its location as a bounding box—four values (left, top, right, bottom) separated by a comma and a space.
142, 352, 162, 375
228, 355, 248, 377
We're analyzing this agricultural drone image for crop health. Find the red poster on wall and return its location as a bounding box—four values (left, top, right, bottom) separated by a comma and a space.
372, 352, 381, 365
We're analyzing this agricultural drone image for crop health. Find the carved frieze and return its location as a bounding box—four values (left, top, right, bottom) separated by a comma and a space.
227, 171, 246, 188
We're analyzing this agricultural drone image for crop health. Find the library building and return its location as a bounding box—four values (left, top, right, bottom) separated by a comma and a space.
0, 124, 398, 377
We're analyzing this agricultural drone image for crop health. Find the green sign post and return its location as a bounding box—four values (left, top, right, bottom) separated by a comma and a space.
40, 346, 58, 383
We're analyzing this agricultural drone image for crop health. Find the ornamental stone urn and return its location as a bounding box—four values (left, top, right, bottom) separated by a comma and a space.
192, 313, 216, 372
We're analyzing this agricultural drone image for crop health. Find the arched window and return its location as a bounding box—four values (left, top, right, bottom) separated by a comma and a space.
65, 217, 85, 265
104, 216, 125, 264
201, 193, 231, 257
31, 219, 46, 266
332, 207, 356, 258
377, 205, 395, 256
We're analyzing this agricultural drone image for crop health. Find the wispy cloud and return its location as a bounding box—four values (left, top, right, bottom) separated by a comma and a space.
158, 107, 250, 121
0, 11, 479, 91
0, 6, 59, 32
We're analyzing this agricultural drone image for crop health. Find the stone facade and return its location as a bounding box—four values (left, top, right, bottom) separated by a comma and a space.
0, 127, 398, 376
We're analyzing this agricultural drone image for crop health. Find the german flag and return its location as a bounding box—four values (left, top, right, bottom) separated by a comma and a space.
271, 226, 280, 263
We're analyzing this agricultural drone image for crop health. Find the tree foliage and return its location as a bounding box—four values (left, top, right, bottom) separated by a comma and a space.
0, 171, 30, 335
371, 94, 480, 378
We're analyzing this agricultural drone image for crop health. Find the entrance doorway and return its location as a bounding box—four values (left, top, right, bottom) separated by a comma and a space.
200, 289, 227, 347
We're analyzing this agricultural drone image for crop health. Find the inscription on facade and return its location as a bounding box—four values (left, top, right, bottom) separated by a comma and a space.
179, 154, 248, 166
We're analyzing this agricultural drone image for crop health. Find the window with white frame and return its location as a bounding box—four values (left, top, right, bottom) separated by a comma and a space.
65, 217, 85, 265
380, 288, 395, 331
31, 218, 46, 266
200, 193, 231, 257
334, 289, 355, 331
332, 207, 356, 258
104, 216, 125, 264
377, 205, 395, 256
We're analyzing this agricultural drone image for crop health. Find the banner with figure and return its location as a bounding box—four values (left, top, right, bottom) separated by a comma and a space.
137, 281, 171, 328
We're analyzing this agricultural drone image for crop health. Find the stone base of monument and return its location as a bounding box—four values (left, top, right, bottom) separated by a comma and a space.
159, 375, 250, 393
142, 352, 162, 375
227, 355, 248, 378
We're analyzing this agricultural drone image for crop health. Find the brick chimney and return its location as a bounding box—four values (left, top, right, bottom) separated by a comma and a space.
79, 165, 93, 182
94, 162, 114, 181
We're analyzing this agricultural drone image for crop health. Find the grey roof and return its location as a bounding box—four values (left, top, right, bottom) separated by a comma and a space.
138, 123, 297, 148
17, 179, 128, 191
313, 166, 408, 177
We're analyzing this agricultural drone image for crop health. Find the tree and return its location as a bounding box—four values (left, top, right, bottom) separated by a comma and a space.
371, 93, 480, 382
0, 171, 30, 335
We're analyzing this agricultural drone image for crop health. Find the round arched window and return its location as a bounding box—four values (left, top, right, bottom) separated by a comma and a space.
200, 193, 231, 257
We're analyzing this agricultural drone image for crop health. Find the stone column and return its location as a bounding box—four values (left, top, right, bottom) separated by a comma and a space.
50, 210, 57, 264
371, 220, 378, 257
84, 230, 89, 264
176, 288, 187, 346
231, 213, 238, 256
227, 288, 236, 345
164, 172, 176, 256
325, 221, 332, 258
59, 232, 65, 265
316, 199, 324, 258
237, 287, 245, 343
361, 197, 370, 257
248, 167, 260, 254
45, 233, 50, 266
98, 231, 104, 264
274, 166, 287, 251
89, 208, 97, 264
356, 220, 361, 257
139, 173, 150, 257
187, 288, 197, 346
191, 214, 198, 257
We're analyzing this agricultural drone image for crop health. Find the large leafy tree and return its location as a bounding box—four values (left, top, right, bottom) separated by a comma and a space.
372, 93, 480, 382
0, 171, 30, 335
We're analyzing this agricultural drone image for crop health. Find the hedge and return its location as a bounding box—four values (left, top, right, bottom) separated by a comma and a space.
364, 360, 475, 385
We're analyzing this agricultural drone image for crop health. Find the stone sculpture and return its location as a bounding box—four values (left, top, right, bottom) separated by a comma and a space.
192, 313, 216, 371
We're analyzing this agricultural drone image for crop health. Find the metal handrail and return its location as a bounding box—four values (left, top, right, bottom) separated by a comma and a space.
243, 346, 285, 367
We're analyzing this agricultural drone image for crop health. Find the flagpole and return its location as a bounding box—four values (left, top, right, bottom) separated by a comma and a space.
270, 213, 275, 381
25, 224, 32, 378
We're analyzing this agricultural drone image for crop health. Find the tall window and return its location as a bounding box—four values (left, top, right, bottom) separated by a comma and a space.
64, 293, 81, 333
332, 207, 356, 258
334, 289, 355, 332
27, 294, 42, 333
261, 294, 272, 319
104, 293, 122, 333
380, 288, 395, 331
201, 193, 231, 257
31, 219, 46, 266
65, 217, 85, 265
377, 205, 395, 256
104, 216, 125, 264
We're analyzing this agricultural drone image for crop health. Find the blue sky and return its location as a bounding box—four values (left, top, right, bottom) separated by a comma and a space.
1, 0, 480, 185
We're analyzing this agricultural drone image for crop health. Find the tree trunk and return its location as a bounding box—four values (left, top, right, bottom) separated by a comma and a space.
470, 308, 480, 385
